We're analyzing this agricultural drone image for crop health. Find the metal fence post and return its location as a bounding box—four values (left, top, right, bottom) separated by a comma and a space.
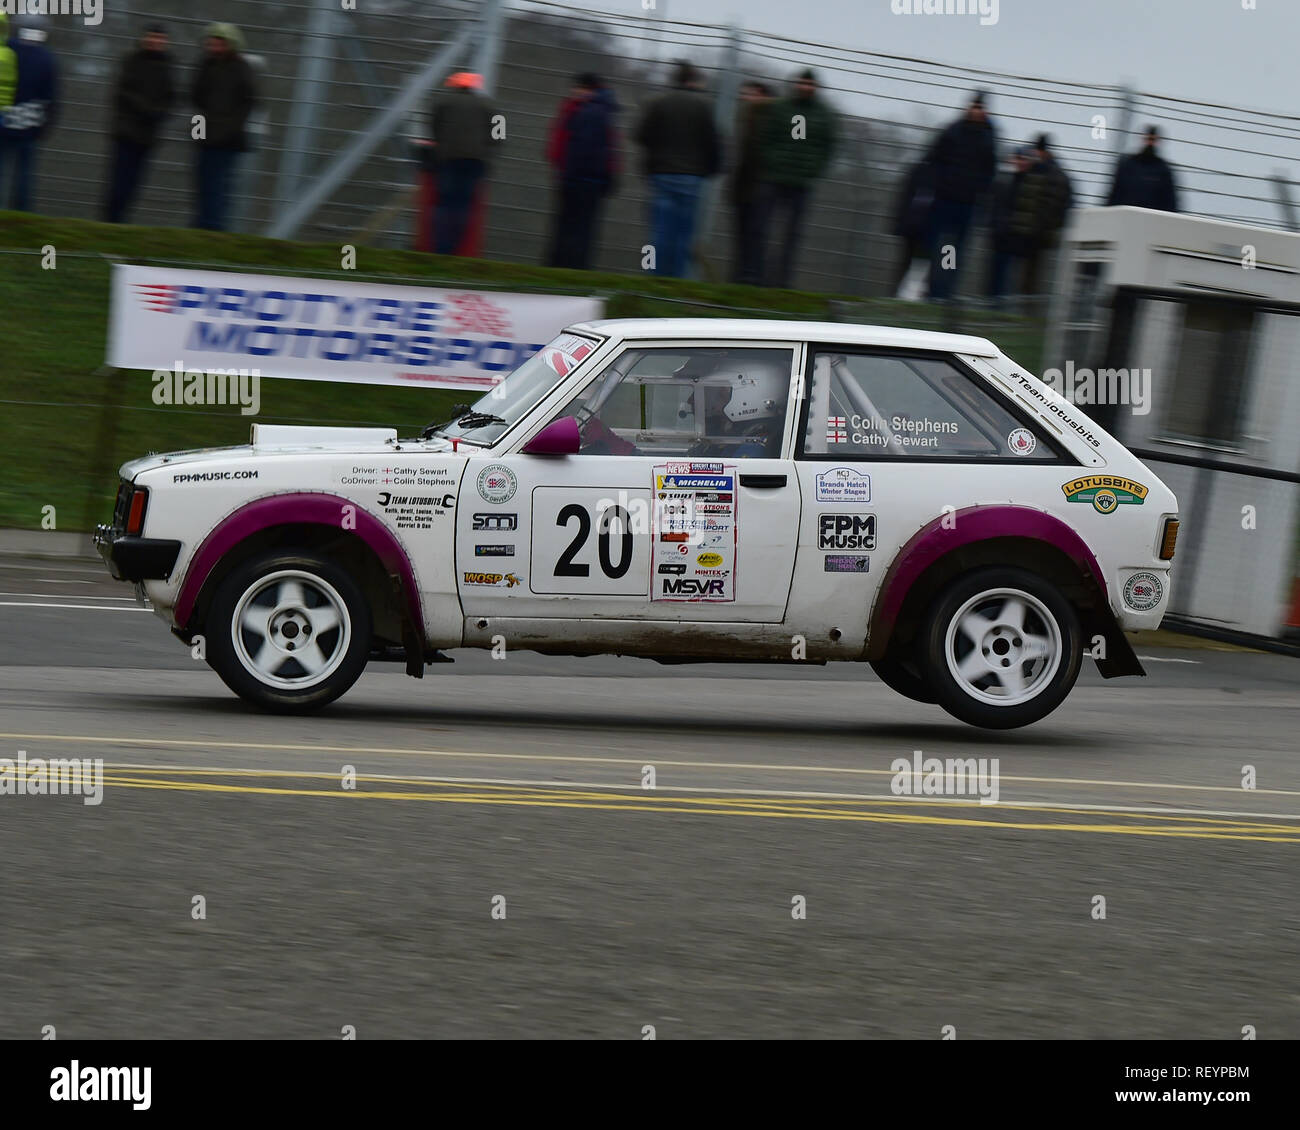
272, 0, 342, 230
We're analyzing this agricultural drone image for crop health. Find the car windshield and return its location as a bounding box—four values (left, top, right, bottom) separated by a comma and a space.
436, 330, 603, 445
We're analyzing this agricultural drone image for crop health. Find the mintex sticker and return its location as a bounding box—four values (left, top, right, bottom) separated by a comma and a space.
815, 466, 871, 503
824, 555, 870, 573
652, 465, 737, 602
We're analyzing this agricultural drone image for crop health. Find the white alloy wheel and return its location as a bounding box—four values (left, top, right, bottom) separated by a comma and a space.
231, 569, 352, 690
942, 587, 1063, 707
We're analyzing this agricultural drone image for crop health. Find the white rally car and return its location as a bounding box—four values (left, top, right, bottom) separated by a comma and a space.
95, 319, 1179, 729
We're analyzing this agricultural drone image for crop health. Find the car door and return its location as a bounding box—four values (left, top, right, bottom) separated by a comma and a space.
455, 340, 804, 625
788, 347, 1069, 646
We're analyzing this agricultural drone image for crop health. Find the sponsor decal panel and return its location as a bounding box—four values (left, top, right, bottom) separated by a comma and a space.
463, 571, 522, 588
1007, 427, 1037, 456
375, 488, 454, 530
474, 544, 515, 557
815, 467, 871, 504
824, 554, 870, 573
477, 464, 518, 504
1061, 475, 1148, 514
1123, 571, 1164, 611
818, 513, 876, 551
652, 466, 737, 602
472, 512, 517, 531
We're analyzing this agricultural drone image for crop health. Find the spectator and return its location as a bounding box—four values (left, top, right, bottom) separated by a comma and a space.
191, 23, 256, 231
546, 73, 620, 270
925, 90, 997, 302
890, 155, 937, 297
1012, 134, 1073, 295
1108, 124, 1179, 212
729, 79, 772, 285
756, 68, 837, 288
429, 71, 499, 256
0, 16, 16, 197
0, 13, 59, 212
986, 145, 1032, 305
634, 60, 721, 278
104, 24, 175, 224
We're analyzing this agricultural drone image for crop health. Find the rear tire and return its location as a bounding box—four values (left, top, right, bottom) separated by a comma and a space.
919, 566, 1081, 730
204, 549, 372, 713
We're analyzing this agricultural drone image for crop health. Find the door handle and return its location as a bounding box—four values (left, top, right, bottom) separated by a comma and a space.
739, 474, 787, 488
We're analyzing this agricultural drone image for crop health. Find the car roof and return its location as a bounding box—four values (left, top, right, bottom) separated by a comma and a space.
567, 318, 1003, 357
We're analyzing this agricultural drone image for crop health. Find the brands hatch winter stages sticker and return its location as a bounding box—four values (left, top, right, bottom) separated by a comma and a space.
652, 463, 737, 602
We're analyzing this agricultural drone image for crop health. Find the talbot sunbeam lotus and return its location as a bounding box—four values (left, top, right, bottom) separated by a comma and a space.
95, 319, 1179, 729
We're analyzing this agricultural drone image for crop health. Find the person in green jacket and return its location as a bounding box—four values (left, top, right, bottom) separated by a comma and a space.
755, 68, 837, 288
0, 14, 15, 112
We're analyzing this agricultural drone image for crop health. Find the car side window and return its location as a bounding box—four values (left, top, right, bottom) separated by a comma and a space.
546, 347, 795, 458
800, 351, 1060, 461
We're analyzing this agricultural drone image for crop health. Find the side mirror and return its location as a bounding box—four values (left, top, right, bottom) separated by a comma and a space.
521, 416, 581, 456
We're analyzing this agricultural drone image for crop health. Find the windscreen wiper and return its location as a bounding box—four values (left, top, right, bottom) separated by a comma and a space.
419, 402, 471, 440
455, 412, 508, 428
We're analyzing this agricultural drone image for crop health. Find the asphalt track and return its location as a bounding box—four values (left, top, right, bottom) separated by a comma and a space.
1, 553, 1297, 1038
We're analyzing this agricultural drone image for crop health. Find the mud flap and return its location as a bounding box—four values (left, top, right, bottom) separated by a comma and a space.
1089, 612, 1146, 678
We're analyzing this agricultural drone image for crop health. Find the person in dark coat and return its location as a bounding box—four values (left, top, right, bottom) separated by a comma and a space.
104, 24, 174, 224
1107, 125, 1179, 212
428, 71, 499, 255
890, 155, 937, 296
1012, 134, 1073, 295
755, 68, 837, 288
925, 89, 997, 301
635, 60, 722, 278
0, 13, 59, 212
986, 146, 1031, 303
729, 80, 771, 285
546, 73, 620, 270
190, 23, 256, 231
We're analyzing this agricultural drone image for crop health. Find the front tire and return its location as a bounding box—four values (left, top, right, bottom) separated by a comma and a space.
204, 550, 372, 712
919, 567, 1081, 729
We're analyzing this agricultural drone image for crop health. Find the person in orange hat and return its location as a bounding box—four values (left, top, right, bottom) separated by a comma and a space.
428, 70, 498, 253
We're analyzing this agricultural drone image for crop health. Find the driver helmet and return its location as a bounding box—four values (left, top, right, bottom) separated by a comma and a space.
721, 361, 788, 423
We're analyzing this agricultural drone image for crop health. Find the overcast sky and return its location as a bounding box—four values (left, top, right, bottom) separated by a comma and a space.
537, 0, 1299, 225
607, 0, 1295, 114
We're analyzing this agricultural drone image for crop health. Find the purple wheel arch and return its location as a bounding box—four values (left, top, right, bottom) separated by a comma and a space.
173, 493, 424, 636
868, 505, 1107, 649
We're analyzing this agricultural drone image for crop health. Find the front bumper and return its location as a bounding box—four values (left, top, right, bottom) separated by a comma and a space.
94, 525, 182, 583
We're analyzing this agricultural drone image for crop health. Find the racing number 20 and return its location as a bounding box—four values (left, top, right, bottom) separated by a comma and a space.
555, 503, 634, 579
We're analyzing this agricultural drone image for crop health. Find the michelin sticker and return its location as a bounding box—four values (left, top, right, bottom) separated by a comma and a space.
815, 467, 871, 504
652, 465, 737, 602
477, 464, 518, 504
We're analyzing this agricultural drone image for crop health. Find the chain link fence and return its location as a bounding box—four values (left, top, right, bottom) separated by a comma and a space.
21, 0, 1300, 298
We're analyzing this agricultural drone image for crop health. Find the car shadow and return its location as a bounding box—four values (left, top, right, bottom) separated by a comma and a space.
150, 694, 1109, 750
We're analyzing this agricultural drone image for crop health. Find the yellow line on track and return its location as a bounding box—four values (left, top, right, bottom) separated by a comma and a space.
86, 770, 1300, 844
3, 731, 1298, 798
